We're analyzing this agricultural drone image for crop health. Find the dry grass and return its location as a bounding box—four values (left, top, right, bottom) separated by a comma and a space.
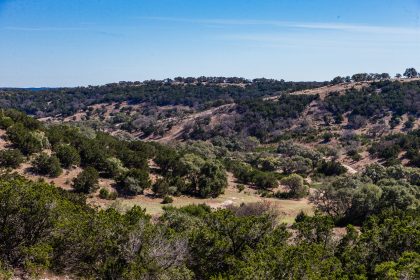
91, 172, 313, 224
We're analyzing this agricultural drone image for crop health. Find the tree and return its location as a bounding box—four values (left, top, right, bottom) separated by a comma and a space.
331, 76, 345, 85
374, 252, 420, 280
0, 149, 24, 168
380, 73, 390, 80
403, 68, 418, 78
395, 73, 402, 79
258, 156, 281, 172
348, 114, 367, 129
346, 184, 382, 223
362, 163, 387, 183
379, 185, 417, 211
6, 124, 45, 155
197, 160, 227, 198
32, 153, 62, 177
152, 178, 171, 196
72, 167, 99, 193
252, 171, 278, 189
281, 174, 308, 198
117, 169, 151, 196
317, 160, 347, 176
102, 157, 128, 178
54, 144, 80, 168
351, 73, 370, 82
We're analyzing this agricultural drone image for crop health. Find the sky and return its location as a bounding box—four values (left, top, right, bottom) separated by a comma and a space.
0, 0, 420, 87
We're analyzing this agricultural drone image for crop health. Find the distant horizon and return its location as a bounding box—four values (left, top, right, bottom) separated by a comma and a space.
1, 70, 417, 88
1, 0, 419, 87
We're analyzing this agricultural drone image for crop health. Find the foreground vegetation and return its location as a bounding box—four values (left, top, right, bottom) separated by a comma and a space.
0, 71, 419, 279
0, 173, 418, 279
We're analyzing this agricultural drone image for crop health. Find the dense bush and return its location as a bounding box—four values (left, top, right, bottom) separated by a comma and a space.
54, 144, 81, 168
227, 160, 278, 189
154, 151, 228, 198
162, 195, 174, 204
369, 129, 420, 167
6, 123, 46, 155
117, 168, 151, 196
280, 174, 308, 198
324, 80, 420, 121
311, 167, 420, 225
317, 160, 347, 176
0, 79, 323, 118
72, 167, 99, 193
99, 188, 117, 200
0, 149, 24, 168
32, 153, 62, 177
0, 174, 417, 279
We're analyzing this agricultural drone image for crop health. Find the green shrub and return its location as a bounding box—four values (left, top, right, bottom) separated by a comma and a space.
32, 153, 62, 177
152, 178, 171, 196
322, 132, 333, 142
162, 195, 174, 204
347, 149, 362, 161
99, 188, 117, 200
236, 184, 245, 192
117, 169, 151, 196
281, 174, 308, 198
72, 167, 99, 194
54, 144, 81, 168
0, 149, 24, 168
317, 160, 347, 176
99, 188, 109, 199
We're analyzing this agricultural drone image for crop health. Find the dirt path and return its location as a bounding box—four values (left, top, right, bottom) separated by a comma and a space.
341, 163, 358, 174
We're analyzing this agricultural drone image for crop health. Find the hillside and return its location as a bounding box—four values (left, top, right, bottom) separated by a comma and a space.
0, 74, 419, 279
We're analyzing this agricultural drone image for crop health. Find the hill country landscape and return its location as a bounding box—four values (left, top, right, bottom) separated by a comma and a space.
0, 1, 419, 279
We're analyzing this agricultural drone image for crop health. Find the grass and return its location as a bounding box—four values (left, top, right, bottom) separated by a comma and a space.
98, 185, 314, 225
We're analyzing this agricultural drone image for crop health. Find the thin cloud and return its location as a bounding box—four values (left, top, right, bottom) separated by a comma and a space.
139, 16, 420, 35
3, 26, 87, 31
2, 26, 122, 37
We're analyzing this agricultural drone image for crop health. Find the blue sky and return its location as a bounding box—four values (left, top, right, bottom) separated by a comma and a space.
1, 0, 419, 87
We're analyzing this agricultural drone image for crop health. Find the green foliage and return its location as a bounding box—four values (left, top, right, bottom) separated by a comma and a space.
54, 144, 81, 168
347, 149, 362, 161
0, 81, 418, 279
162, 195, 174, 204
99, 187, 109, 199
311, 168, 420, 225
6, 123, 46, 155
154, 151, 228, 198
152, 178, 173, 196
280, 174, 308, 198
102, 157, 128, 178
0, 149, 24, 168
236, 184, 245, 192
324, 80, 420, 120
374, 251, 420, 280
227, 160, 278, 190
403, 68, 418, 78
236, 94, 318, 140
197, 160, 227, 198
0, 260, 13, 280
317, 160, 347, 176
72, 167, 99, 193
32, 152, 62, 177
99, 188, 117, 200
0, 79, 323, 120
117, 168, 151, 196
0, 173, 417, 279
369, 129, 420, 167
